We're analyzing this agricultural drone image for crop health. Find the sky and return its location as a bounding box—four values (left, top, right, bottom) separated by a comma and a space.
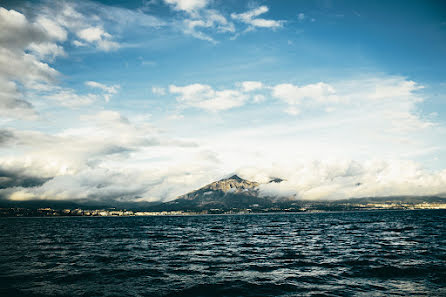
1, 0, 446, 203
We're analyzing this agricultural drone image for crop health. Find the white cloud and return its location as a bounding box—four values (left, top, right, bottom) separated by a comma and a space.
247, 160, 446, 200
371, 79, 423, 99
284, 106, 300, 115
182, 19, 216, 42
37, 2, 121, 52
240, 81, 263, 92
253, 94, 266, 103
298, 13, 305, 21
77, 27, 106, 42
231, 6, 283, 29
36, 16, 67, 41
45, 89, 98, 107
169, 83, 249, 111
0, 48, 59, 84
99, 4, 165, 28
85, 81, 117, 93
167, 81, 267, 111
1, 76, 444, 202
0, 110, 206, 202
168, 77, 428, 119
0, 78, 36, 119
27, 42, 66, 61
0, 7, 49, 50
76, 26, 119, 51
0, 7, 61, 119
163, 2, 282, 42
272, 82, 337, 105
179, 9, 234, 42
0, 2, 130, 119
0, 2, 133, 117
86, 81, 120, 102
164, 0, 209, 13
0, 7, 61, 77
73, 40, 87, 47
152, 86, 166, 95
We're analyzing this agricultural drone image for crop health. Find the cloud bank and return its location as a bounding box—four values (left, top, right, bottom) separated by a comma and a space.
2, 75, 445, 203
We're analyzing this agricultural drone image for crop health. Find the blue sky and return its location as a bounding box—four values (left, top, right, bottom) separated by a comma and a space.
1, 0, 446, 202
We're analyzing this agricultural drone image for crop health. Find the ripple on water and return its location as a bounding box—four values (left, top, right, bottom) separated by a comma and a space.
0, 210, 445, 297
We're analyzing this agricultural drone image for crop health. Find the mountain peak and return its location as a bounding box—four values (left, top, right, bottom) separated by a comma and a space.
164, 173, 264, 210
269, 177, 284, 183
222, 174, 244, 182
175, 174, 260, 202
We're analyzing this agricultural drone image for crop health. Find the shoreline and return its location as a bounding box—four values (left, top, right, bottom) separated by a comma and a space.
2, 208, 445, 218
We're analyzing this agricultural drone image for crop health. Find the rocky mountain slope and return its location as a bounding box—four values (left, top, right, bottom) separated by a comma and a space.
152, 175, 282, 211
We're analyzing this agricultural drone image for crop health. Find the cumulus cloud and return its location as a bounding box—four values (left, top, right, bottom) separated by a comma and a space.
272, 82, 337, 105
0, 78, 36, 119
165, 77, 429, 122
0, 110, 205, 202
164, 0, 209, 13
36, 16, 68, 41
231, 6, 283, 29
370, 79, 423, 99
27, 42, 66, 61
240, 81, 263, 92
269, 77, 431, 137
0, 7, 61, 118
41, 2, 121, 52
76, 26, 119, 51
169, 83, 250, 111
166, 80, 269, 111
0, 8, 52, 50
0, 2, 135, 117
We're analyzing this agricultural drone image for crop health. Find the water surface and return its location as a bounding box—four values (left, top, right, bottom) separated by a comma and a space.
1, 210, 445, 296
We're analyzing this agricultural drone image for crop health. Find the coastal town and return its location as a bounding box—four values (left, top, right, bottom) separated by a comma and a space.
1, 201, 445, 217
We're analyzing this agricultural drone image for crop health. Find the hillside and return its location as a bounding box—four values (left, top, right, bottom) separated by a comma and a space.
150, 175, 281, 211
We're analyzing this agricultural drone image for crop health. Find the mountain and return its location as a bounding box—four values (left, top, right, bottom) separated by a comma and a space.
150, 175, 284, 211
149, 175, 446, 212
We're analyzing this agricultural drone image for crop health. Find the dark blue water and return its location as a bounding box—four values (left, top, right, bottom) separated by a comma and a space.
0, 210, 445, 297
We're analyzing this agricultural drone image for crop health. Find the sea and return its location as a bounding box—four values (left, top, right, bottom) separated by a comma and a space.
0, 210, 445, 297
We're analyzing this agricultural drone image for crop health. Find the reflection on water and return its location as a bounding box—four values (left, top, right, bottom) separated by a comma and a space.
0, 210, 445, 296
